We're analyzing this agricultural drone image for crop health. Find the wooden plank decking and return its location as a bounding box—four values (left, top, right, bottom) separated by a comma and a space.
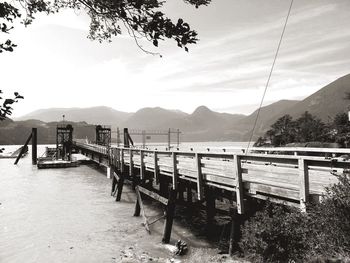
74, 141, 350, 212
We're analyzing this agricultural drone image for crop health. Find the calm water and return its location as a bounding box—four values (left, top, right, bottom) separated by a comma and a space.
0, 146, 125, 262
1, 143, 229, 262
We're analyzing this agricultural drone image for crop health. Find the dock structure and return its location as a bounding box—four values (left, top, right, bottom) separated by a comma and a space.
114, 128, 181, 149
72, 135, 350, 251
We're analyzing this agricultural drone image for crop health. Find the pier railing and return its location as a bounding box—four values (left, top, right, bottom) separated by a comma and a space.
73, 141, 349, 213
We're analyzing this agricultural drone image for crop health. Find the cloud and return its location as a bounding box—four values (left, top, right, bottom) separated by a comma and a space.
2, 0, 350, 117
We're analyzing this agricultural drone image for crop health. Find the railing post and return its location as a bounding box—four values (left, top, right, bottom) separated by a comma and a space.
167, 128, 171, 150
129, 149, 134, 177
172, 152, 178, 190
115, 148, 119, 170
154, 151, 159, 184
299, 158, 309, 212
130, 149, 138, 188
120, 149, 124, 172
117, 127, 120, 147
195, 153, 204, 200
234, 155, 245, 214
176, 129, 180, 148
142, 130, 146, 149
140, 150, 145, 181
124, 128, 130, 148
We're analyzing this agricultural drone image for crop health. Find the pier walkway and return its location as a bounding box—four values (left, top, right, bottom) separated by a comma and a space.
73, 140, 350, 252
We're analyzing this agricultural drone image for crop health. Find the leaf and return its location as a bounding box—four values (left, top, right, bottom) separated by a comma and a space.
153, 39, 158, 47
4, 99, 14, 105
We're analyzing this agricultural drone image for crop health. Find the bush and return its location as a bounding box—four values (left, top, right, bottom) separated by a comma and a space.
240, 171, 350, 262
240, 204, 311, 262
307, 172, 350, 258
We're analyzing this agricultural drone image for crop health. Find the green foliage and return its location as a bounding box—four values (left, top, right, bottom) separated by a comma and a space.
328, 112, 350, 147
240, 204, 311, 262
265, 112, 325, 146
0, 0, 211, 54
253, 136, 269, 147
266, 114, 296, 146
295, 111, 325, 143
0, 0, 53, 53
307, 172, 350, 257
240, 171, 350, 262
0, 90, 24, 121
263, 110, 350, 147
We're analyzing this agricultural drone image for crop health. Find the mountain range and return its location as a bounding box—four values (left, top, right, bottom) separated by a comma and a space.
6, 74, 350, 143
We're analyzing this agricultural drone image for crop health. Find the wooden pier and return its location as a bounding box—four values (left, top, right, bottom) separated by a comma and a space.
73, 140, 350, 251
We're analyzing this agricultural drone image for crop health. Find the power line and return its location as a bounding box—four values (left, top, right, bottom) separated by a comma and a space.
245, 0, 294, 153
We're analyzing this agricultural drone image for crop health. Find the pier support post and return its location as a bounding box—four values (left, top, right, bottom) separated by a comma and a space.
111, 171, 117, 196
162, 187, 177, 244
115, 150, 125, 201
229, 208, 243, 256
32, 128, 37, 165
116, 172, 125, 202
205, 186, 216, 234
134, 190, 141, 217
178, 183, 184, 202
159, 175, 168, 197
186, 186, 192, 205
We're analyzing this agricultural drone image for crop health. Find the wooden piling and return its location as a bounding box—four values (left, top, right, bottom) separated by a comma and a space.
229, 208, 243, 256
14, 132, 32, 165
205, 186, 216, 232
111, 170, 117, 196
116, 171, 125, 202
32, 128, 37, 165
134, 188, 141, 217
178, 183, 184, 202
162, 187, 177, 244
159, 175, 168, 197
186, 186, 192, 205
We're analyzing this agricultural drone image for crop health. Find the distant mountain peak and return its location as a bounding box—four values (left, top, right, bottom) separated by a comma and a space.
192, 105, 213, 115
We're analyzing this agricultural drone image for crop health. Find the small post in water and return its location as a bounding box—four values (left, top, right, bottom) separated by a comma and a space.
32, 128, 37, 165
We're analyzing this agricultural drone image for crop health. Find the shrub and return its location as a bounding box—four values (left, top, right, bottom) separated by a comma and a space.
240, 171, 350, 262
307, 172, 350, 258
239, 204, 311, 262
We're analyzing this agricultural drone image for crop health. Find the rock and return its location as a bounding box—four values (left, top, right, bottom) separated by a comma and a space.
174, 240, 188, 256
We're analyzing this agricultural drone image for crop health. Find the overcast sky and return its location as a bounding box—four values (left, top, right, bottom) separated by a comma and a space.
1, 0, 350, 117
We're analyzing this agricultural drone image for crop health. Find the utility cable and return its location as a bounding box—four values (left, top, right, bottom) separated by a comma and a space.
245, 0, 294, 153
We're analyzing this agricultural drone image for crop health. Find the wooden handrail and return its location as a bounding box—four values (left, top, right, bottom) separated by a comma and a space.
73, 141, 350, 211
